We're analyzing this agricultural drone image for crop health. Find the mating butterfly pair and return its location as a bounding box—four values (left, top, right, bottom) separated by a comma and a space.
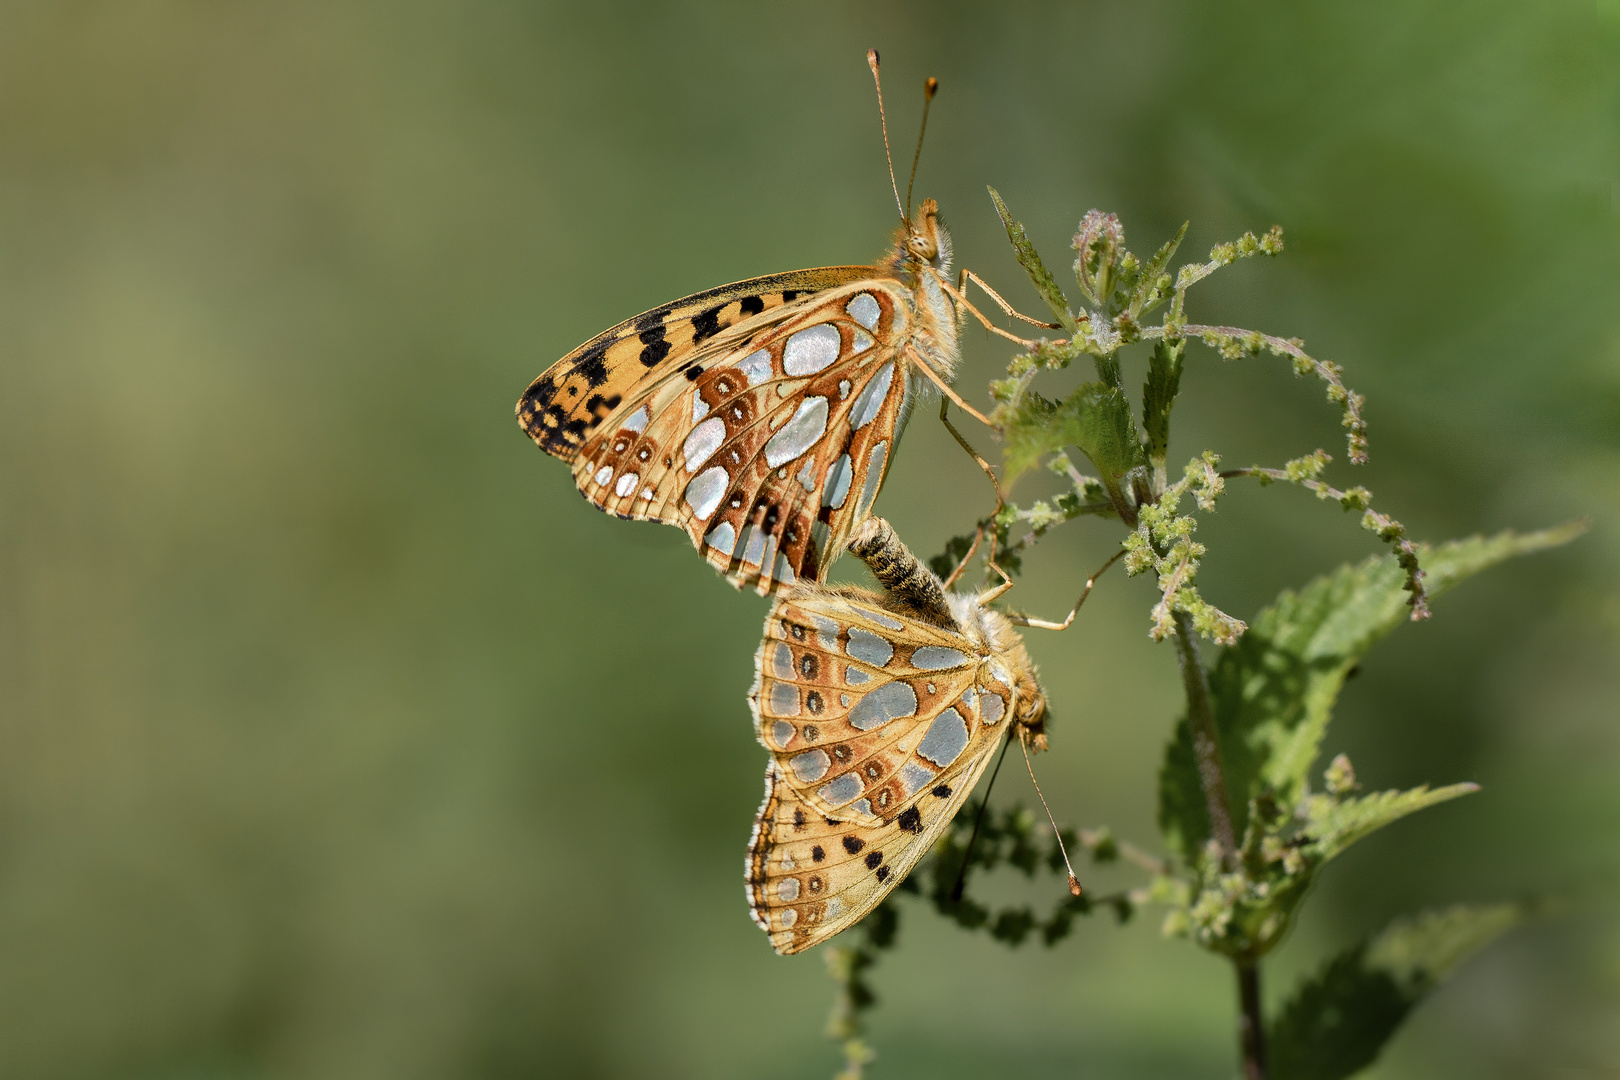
516, 54, 1053, 954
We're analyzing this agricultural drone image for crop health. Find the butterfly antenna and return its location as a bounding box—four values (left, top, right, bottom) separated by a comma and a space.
949, 732, 1014, 903
1020, 734, 1085, 897
866, 49, 905, 223
904, 76, 938, 220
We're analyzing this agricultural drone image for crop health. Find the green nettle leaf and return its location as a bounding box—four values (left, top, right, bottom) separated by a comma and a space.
1269, 905, 1526, 1080
1158, 524, 1582, 861
1002, 382, 1144, 486
987, 186, 1076, 333
1304, 782, 1478, 861
1142, 336, 1185, 467
1129, 220, 1189, 318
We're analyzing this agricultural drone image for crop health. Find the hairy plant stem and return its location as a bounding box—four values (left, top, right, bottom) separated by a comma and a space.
1169, 610, 1238, 859
1171, 608, 1267, 1079
1237, 961, 1268, 1080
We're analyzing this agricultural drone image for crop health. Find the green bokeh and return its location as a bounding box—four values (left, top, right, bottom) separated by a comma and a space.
1, 2, 1616, 1077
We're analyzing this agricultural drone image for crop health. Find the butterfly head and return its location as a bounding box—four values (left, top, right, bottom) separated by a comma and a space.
1009, 654, 1050, 753
895, 198, 954, 277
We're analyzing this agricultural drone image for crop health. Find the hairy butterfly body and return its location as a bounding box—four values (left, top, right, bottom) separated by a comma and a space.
745, 518, 1049, 953
516, 202, 962, 594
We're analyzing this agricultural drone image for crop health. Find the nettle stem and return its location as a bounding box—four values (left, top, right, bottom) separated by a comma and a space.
1171, 608, 1267, 1079
1237, 961, 1268, 1080
1169, 610, 1237, 858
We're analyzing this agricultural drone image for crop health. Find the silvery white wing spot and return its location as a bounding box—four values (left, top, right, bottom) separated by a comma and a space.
515, 197, 963, 596
744, 518, 1050, 954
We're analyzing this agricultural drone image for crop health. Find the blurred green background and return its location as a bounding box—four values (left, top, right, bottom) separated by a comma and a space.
2, 2, 1616, 1077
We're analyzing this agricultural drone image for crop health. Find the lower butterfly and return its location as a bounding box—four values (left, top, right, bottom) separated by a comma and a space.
744, 517, 1050, 954
515, 52, 1049, 595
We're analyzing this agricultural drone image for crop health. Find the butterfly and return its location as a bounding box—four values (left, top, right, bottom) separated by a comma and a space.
514, 54, 972, 596
744, 516, 1050, 954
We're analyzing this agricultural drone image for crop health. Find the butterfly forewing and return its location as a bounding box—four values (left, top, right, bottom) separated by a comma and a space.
518, 267, 872, 459
745, 588, 1027, 953
545, 278, 918, 593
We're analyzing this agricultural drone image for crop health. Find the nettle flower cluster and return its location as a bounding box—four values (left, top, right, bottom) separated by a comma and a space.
819, 190, 1577, 1080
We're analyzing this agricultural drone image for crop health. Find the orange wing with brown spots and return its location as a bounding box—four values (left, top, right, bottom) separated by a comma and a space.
520, 273, 919, 593
744, 586, 1036, 954
519, 268, 877, 459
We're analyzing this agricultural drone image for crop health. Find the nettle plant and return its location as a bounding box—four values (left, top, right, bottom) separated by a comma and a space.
820, 192, 1580, 1080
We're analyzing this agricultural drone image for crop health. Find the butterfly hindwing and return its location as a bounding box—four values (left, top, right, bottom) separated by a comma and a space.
562, 279, 917, 592
744, 755, 997, 955
744, 587, 1024, 953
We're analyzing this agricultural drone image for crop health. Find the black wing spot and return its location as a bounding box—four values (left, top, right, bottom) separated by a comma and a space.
582, 393, 621, 429
637, 325, 670, 367
691, 303, 725, 343
811, 845, 825, 862
523, 375, 558, 411
793, 809, 806, 829
636, 305, 674, 332
682, 365, 705, 382
875, 865, 891, 883
739, 295, 765, 317
572, 345, 610, 388
781, 289, 805, 303
863, 850, 883, 870
896, 806, 923, 834
931, 784, 952, 798
842, 835, 865, 855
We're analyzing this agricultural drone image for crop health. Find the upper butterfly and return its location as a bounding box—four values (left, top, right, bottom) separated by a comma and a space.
515, 58, 962, 595
515, 205, 960, 595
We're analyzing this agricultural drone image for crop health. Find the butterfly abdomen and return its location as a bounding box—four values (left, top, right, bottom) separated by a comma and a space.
846, 517, 955, 626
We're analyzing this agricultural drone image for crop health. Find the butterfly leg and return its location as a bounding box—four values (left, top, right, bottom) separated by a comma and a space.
938, 399, 1009, 589
908, 346, 997, 428
933, 274, 1043, 350
958, 268, 1064, 330
1005, 547, 1128, 630
978, 559, 1015, 605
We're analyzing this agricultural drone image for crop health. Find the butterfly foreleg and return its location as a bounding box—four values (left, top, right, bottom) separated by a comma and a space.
957, 268, 1064, 330
933, 273, 1043, 351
